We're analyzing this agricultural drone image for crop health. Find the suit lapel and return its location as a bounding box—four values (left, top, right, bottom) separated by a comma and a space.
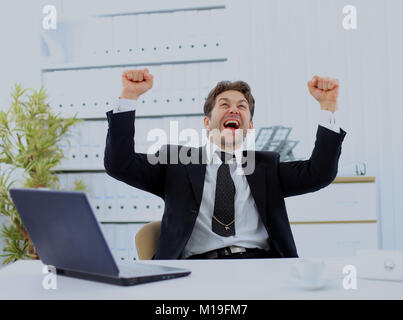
185, 146, 207, 207
245, 160, 267, 226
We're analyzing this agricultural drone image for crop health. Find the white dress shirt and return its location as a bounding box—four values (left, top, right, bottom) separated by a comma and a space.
112, 98, 341, 258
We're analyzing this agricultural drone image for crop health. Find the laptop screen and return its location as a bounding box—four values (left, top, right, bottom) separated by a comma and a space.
9, 188, 120, 277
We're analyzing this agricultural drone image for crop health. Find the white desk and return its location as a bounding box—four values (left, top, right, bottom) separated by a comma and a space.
0, 257, 402, 300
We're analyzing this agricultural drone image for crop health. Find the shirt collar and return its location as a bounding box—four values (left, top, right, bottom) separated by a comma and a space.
205, 138, 244, 165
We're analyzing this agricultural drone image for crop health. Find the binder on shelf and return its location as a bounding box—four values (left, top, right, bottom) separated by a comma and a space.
104, 174, 117, 219
185, 63, 200, 111
183, 10, 197, 59
115, 224, 129, 263
79, 18, 97, 64
128, 14, 140, 61
80, 122, 91, 168
199, 62, 213, 106
164, 64, 175, 112
174, 64, 186, 114
210, 61, 226, 87
86, 121, 96, 168
211, 8, 226, 56
149, 65, 162, 112
157, 64, 170, 115
147, 13, 162, 62
128, 15, 140, 61
130, 189, 145, 222
112, 15, 132, 63
170, 65, 182, 114
136, 14, 148, 61
116, 179, 129, 219
142, 191, 155, 221
61, 70, 79, 118
80, 173, 94, 215
90, 17, 114, 65
171, 11, 185, 61
127, 188, 142, 221
111, 67, 125, 95
94, 121, 107, 168
101, 224, 116, 259
102, 68, 122, 117
200, 9, 214, 58
128, 223, 144, 261
83, 69, 99, 118
160, 12, 174, 61
194, 10, 207, 59
72, 19, 93, 64
43, 71, 60, 106
92, 174, 105, 219
66, 124, 81, 169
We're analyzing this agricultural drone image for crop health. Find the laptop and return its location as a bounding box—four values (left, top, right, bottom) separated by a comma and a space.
9, 188, 191, 286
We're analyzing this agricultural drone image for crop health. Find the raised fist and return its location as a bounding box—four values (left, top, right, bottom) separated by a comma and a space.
120, 68, 154, 100
307, 76, 339, 113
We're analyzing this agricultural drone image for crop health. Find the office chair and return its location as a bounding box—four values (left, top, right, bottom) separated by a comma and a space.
135, 221, 161, 260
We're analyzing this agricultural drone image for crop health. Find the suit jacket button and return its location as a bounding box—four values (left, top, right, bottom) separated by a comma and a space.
191, 209, 197, 214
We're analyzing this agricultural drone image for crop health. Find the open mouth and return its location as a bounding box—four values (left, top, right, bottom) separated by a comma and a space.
223, 119, 241, 131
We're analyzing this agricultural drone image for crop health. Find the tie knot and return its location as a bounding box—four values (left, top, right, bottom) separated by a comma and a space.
219, 151, 235, 164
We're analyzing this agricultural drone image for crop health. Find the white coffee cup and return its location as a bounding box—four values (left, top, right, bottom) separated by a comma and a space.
293, 259, 328, 289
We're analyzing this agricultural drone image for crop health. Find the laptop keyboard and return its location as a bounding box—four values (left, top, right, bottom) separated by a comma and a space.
118, 263, 187, 277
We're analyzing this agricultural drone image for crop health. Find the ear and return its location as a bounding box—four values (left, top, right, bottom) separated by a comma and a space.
203, 116, 210, 131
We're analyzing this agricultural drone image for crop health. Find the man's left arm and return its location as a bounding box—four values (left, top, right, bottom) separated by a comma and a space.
278, 76, 347, 198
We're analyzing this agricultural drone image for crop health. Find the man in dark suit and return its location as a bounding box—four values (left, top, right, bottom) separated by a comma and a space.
104, 68, 346, 260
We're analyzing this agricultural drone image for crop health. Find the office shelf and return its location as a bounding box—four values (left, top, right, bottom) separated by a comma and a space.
332, 176, 376, 184
52, 169, 106, 174
95, 4, 226, 18
72, 113, 204, 121
41, 58, 228, 73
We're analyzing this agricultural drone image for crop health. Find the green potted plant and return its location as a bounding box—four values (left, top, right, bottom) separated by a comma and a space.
0, 84, 84, 264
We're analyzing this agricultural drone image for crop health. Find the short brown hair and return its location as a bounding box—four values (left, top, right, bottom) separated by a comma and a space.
203, 81, 255, 119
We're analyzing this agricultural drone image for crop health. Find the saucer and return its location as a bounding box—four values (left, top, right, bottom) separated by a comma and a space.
295, 277, 331, 290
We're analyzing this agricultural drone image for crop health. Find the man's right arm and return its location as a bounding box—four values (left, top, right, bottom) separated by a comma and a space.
104, 69, 166, 199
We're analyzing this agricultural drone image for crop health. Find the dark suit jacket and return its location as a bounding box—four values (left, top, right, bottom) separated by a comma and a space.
104, 110, 347, 259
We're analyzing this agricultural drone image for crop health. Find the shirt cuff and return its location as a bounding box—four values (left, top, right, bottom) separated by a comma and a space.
318, 109, 340, 134
113, 98, 137, 113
